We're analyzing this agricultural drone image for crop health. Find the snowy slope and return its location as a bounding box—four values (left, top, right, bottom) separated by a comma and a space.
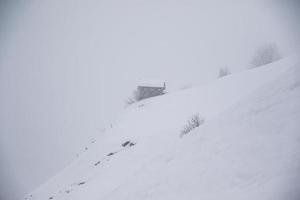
25, 56, 300, 200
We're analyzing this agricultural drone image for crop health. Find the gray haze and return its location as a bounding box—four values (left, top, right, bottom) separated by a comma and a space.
0, 0, 299, 199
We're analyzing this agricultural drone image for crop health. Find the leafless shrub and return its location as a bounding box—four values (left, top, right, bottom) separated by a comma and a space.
218, 67, 231, 78
250, 43, 282, 68
125, 89, 140, 106
125, 97, 136, 106
180, 114, 204, 137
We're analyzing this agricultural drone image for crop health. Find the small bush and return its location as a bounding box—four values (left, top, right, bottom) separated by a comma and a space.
180, 114, 204, 137
218, 67, 231, 78
250, 43, 281, 68
125, 89, 139, 106
125, 97, 136, 106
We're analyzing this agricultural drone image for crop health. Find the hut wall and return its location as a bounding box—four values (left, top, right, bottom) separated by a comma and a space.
137, 86, 165, 100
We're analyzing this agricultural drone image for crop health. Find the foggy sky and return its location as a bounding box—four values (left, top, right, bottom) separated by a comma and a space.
0, 0, 299, 200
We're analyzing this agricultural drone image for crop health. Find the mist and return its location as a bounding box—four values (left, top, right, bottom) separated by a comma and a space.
0, 0, 299, 199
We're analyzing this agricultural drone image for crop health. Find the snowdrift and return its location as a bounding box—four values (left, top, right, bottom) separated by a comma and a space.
26, 56, 300, 200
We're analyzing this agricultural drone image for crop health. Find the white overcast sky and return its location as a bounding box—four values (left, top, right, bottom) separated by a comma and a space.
0, 0, 300, 199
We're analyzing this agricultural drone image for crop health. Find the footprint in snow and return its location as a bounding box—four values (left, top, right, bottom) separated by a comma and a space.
77, 181, 85, 186
65, 190, 71, 194
121, 141, 136, 147
107, 152, 116, 156
94, 161, 101, 166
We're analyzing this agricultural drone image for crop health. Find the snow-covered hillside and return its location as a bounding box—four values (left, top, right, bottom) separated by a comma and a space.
25, 56, 300, 200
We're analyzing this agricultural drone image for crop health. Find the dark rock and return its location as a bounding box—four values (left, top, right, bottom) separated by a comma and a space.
107, 152, 115, 156
122, 141, 130, 147
94, 161, 101, 166
78, 181, 85, 185
129, 142, 136, 147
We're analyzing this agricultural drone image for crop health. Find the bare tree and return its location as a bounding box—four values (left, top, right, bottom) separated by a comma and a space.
218, 67, 231, 78
250, 43, 282, 68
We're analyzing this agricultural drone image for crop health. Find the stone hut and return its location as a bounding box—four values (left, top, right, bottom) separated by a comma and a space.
136, 80, 166, 101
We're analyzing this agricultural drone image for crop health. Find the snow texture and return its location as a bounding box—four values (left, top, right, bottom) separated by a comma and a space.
25, 56, 300, 200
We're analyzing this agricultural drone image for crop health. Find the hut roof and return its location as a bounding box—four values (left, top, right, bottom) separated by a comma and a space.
138, 79, 166, 88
